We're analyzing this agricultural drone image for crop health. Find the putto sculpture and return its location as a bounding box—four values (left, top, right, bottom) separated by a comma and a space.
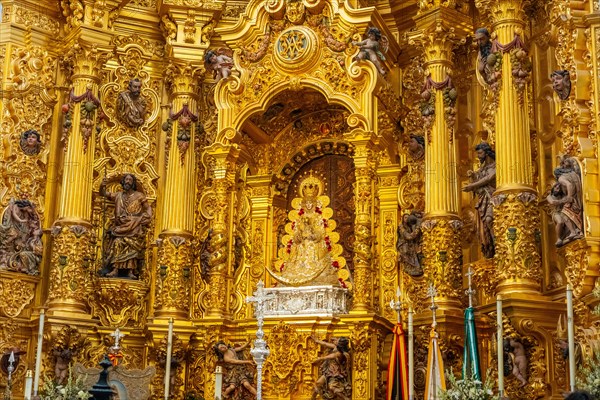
213, 341, 257, 398
551, 70, 572, 100
311, 336, 352, 400
20, 129, 42, 156
352, 27, 388, 76
397, 211, 423, 276
205, 49, 234, 82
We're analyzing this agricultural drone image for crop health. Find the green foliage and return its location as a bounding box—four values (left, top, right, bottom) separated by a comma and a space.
438, 370, 496, 400
39, 369, 91, 400
577, 348, 600, 399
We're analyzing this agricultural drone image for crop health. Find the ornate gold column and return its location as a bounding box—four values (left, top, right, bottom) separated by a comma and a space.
203, 143, 239, 318
477, 0, 542, 294
154, 62, 202, 319
410, 13, 470, 311
47, 43, 111, 315
345, 131, 377, 313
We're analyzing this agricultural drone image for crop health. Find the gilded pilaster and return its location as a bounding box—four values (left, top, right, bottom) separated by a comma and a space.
203, 143, 240, 318
154, 62, 202, 318
344, 131, 377, 313
377, 166, 400, 321
234, 175, 273, 320
47, 43, 111, 315
410, 12, 471, 310
476, 0, 542, 294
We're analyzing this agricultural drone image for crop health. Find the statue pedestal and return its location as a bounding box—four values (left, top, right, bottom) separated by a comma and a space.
263, 285, 348, 317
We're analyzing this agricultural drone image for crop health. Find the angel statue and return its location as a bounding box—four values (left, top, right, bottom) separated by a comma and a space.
352, 27, 388, 75
204, 49, 234, 82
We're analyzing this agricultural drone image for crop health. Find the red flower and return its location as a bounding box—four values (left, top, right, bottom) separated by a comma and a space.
291, 222, 296, 229
327, 246, 332, 251
316, 207, 322, 214
323, 219, 328, 228
332, 260, 340, 268
338, 278, 348, 288
298, 209, 305, 216
280, 263, 285, 272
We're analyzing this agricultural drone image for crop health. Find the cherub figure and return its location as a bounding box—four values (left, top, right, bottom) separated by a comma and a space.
213, 341, 257, 399
205, 49, 234, 82
352, 27, 388, 75
504, 338, 528, 387
311, 336, 351, 400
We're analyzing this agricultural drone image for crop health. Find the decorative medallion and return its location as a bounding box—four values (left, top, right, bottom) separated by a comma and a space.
274, 26, 320, 73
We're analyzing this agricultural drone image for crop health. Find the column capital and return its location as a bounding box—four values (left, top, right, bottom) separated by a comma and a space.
158, 1, 225, 61
410, 9, 472, 65
474, 0, 528, 25
165, 61, 204, 96
203, 142, 240, 179
62, 42, 113, 83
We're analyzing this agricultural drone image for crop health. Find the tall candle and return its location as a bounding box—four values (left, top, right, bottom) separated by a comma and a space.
215, 365, 223, 399
33, 309, 45, 396
164, 318, 174, 400
408, 307, 414, 400
24, 370, 32, 400
497, 295, 504, 396
566, 284, 576, 392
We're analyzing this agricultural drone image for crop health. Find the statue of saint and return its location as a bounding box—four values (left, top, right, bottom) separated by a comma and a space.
20, 129, 42, 156
311, 336, 352, 400
407, 135, 425, 160
213, 341, 257, 399
397, 212, 423, 277
268, 174, 351, 288
462, 143, 496, 258
352, 27, 388, 75
100, 174, 152, 279
547, 156, 583, 247
204, 49, 233, 82
551, 70, 571, 101
0, 199, 42, 274
475, 28, 499, 86
116, 78, 147, 128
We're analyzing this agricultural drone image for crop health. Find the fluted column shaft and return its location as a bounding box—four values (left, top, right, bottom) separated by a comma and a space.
417, 25, 464, 310
483, 0, 542, 294
154, 62, 202, 318
48, 44, 110, 315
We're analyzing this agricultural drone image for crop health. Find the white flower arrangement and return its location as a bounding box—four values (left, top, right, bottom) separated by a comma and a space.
439, 370, 496, 400
577, 348, 600, 399
39, 369, 91, 400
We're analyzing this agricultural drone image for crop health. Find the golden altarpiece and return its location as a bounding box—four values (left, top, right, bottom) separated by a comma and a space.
0, 0, 599, 398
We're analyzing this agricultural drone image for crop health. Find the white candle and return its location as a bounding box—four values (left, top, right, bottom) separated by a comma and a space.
33, 309, 45, 396
24, 370, 32, 400
408, 307, 414, 400
164, 318, 174, 400
497, 295, 504, 396
566, 284, 576, 392
215, 365, 223, 399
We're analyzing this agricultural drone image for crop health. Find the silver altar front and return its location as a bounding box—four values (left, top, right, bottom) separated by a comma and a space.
262, 285, 349, 317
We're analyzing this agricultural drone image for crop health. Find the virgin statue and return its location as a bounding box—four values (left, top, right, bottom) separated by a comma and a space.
268, 174, 352, 289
